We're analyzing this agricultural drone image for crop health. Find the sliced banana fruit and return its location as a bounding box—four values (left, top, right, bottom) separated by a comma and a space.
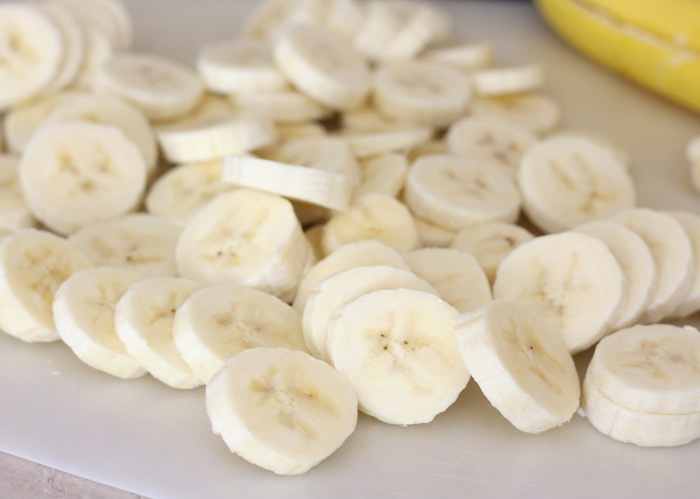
519, 135, 636, 233
53, 266, 145, 378
413, 216, 456, 248
19, 121, 148, 235
205, 347, 358, 475
472, 64, 545, 96
420, 40, 494, 71
0, 228, 93, 342
582, 324, 700, 447
0, 154, 35, 230
453, 300, 580, 433
325, 288, 469, 425
342, 127, 432, 159
232, 90, 332, 123
173, 283, 306, 383
471, 93, 562, 136
175, 189, 312, 302
354, 153, 408, 198
114, 276, 205, 389
404, 154, 521, 231
493, 231, 625, 354
666, 211, 700, 319
404, 248, 492, 314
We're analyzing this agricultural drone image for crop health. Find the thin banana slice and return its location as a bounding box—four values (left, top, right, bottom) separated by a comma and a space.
454, 300, 580, 433
493, 231, 625, 354
373, 60, 472, 128
205, 347, 358, 475
175, 189, 312, 302
301, 264, 435, 359
274, 23, 371, 110
354, 153, 408, 198
667, 211, 700, 318
574, 220, 656, 329
95, 52, 204, 121
114, 276, 204, 389
0, 154, 35, 230
67, 213, 181, 278
610, 208, 694, 324
0, 4, 63, 110
325, 288, 468, 425
471, 93, 562, 136
404, 154, 521, 231
0, 228, 93, 342
404, 248, 492, 313
519, 135, 636, 233
472, 64, 545, 96
420, 40, 494, 71
450, 222, 535, 283
53, 266, 145, 378
232, 90, 332, 123
145, 160, 235, 226
321, 193, 420, 254
292, 239, 410, 314
173, 283, 306, 383
342, 127, 432, 159
19, 121, 147, 235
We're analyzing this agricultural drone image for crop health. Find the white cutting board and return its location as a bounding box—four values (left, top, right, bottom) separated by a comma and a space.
1, 1, 700, 497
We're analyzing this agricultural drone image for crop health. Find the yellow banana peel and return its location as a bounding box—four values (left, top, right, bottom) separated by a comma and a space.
534, 0, 700, 115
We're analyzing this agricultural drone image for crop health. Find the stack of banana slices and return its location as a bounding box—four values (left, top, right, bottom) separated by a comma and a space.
1, 0, 700, 476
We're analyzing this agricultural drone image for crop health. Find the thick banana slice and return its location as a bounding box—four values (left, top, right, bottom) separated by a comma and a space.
0, 228, 93, 342
114, 276, 204, 389
0, 154, 35, 230
472, 64, 545, 96
373, 60, 472, 128
19, 121, 148, 235
0, 4, 63, 110
342, 127, 432, 159
519, 135, 636, 233
67, 213, 181, 278
173, 283, 306, 383
493, 231, 625, 354
582, 324, 700, 446
667, 211, 700, 319
404, 154, 521, 231
321, 193, 420, 254
95, 52, 204, 121
53, 266, 145, 378
354, 153, 408, 198
454, 300, 580, 433
274, 23, 371, 110
232, 90, 332, 123
471, 93, 562, 136
450, 221, 535, 283
302, 265, 436, 359
197, 39, 288, 94
574, 220, 656, 329
205, 347, 358, 475
610, 208, 694, 324
175, 189, 312, 302
420, 40, 494, 71
145, 160, 235, 226
404, 248, 492, 313
325, 288, 469, 425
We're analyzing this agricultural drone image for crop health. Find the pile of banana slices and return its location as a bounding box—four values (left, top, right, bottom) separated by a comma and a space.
1, 0, 700, 477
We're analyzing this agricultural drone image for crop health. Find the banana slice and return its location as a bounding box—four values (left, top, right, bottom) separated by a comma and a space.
197, 39, 288, 94
471, 93, 562, 136
519, 135, 636, 233
173, 283, 306, 383
205, 347, 358, 475
114, 276, 205, 389
0, 4, 63, 110
373, 60, 472, 128
549, 129, 631, 169
413, 216, 456, 248
354, 153, 408, 198
453, 300, 580, 433
420, 40, 494, 71
145, 160, 235, 226
340, 106, 401, 133
574, 220, 656, 329
175, 189, 312, 302
67, 213, 181, 278
19, 121, 148, 236
95, 52, 204, 121
407, 139, 448, 162
53, 266, 145, 378
582, 324, 700, 446
450, 222, 535, 284
232, 90, 332, 123
292, 239, 410, 313
221, 155, 353, 212
472, 64, 545, 96
493, 231, 625, 354
321, 193, 420, 254
274, 23, 371, 110
0, 154, 35, 230
0, 228, 93, 342
404, 154, 521, 231
342, 127, 432, 159
325, 288, 468, 425
301, 264, 435, 359
404, 248, 492, 313
609, 208, 694, 324
667, 211, 700, 318
687, 136, 700, 194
